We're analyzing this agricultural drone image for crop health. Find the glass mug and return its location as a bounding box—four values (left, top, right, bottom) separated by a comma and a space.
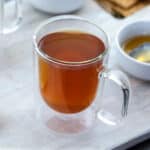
0, 0, 22, 34
33, 16, 130, 134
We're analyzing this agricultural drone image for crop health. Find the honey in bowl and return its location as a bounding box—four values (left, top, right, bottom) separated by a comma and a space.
123, 35, 150, 63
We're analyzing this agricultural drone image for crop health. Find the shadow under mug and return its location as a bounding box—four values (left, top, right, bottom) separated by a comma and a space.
0, 0, 22, 34
33, 16, 131, 134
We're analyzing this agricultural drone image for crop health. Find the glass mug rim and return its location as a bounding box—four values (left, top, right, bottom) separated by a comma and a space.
33, 15, 109, 66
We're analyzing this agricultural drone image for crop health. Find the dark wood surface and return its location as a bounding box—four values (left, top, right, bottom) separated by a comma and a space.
128, 140, 150, 150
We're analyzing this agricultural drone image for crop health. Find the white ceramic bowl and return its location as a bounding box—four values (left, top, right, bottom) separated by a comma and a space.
116, 20, 150, 80
29, 0, 85, 14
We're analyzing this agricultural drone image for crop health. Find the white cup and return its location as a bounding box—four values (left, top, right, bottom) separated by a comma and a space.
29, 0, 85, 14
116, 20, 150, 80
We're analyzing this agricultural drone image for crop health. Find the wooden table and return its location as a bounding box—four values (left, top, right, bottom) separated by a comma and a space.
0, 0, 150, 149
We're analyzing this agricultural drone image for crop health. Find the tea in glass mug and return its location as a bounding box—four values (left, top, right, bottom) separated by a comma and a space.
33, 16, 131, 134
38, 31, 105, 114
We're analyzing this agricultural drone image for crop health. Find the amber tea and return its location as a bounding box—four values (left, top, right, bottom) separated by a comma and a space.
38, 31, 105, 114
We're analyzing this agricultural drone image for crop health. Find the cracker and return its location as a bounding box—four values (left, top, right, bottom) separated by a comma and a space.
109, 0, 139, 9
97, 0, 150, 17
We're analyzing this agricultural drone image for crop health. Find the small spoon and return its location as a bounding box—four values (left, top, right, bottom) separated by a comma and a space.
129, 43, 150, 63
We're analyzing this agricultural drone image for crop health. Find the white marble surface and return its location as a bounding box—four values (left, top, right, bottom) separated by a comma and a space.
0, 0, 150, 149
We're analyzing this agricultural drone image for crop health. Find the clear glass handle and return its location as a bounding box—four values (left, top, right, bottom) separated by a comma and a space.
98, 69, 131, 126
0, 0, 22, 34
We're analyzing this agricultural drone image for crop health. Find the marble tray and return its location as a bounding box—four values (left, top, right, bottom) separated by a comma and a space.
0, 1, 150, 149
